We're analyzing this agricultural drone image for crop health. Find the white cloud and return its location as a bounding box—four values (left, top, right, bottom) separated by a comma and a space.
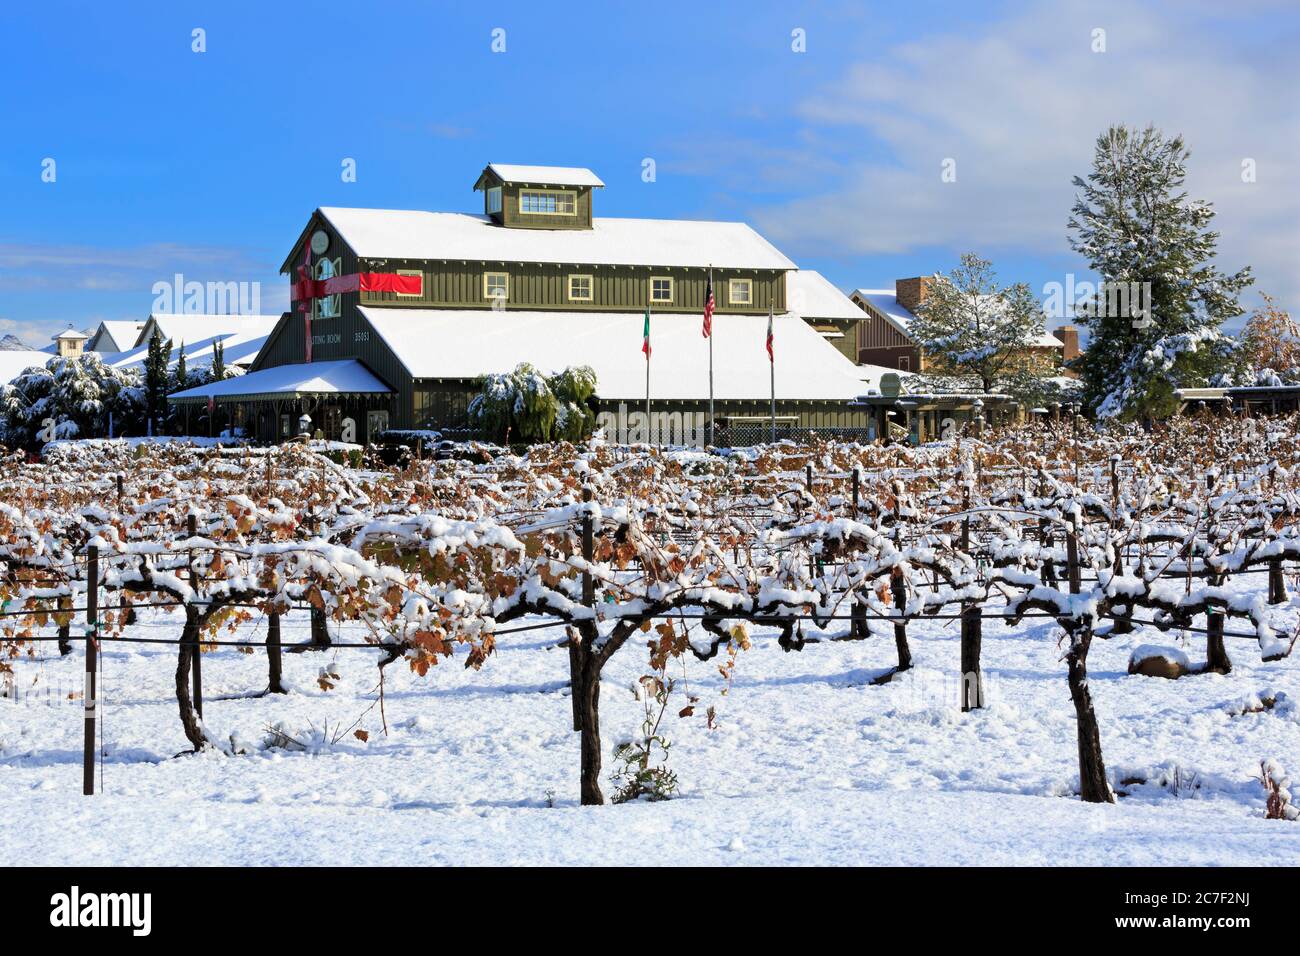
744, 0, 1299, 312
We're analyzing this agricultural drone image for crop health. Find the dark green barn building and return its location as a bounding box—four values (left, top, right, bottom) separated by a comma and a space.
171, 163, 887, 443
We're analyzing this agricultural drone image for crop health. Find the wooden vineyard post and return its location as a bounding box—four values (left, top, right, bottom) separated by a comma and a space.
116, 474, 124, 509
83, 544, 98, 796
959, 482, 983, 711
267, 610, 286, 694
187, 513, 202, 719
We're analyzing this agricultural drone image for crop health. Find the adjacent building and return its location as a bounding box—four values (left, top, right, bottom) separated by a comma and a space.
850, 278, 1078, 376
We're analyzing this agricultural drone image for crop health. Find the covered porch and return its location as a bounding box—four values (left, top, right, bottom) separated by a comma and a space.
169, 360, 395, 443
852, 392, 1021, 444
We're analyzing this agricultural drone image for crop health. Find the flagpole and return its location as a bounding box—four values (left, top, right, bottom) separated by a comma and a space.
645, 299, 651, 443
707, 266, 714, 447
769, 301, 776, 443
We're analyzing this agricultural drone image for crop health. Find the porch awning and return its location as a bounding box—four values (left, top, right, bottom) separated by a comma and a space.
168, 360, 393, 404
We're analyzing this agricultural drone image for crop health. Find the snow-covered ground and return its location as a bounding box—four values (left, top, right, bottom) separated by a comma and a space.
2, 604, 1298, 866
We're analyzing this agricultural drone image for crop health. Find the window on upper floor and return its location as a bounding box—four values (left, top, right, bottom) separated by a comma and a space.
486, 186, 503, 214
729, 278, 753, 306
484, 272, 509, 300
315, 257, 341, 318
650, 276, 674, 304
519, 189, 577, 216
568, 274, 593, 302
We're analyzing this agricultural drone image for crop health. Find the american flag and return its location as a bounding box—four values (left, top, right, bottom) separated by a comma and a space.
702, 272, 714, 338
766, 306, 774, 362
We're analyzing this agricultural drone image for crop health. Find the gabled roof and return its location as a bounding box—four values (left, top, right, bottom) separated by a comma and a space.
53, 327, 89, 341
787, 271, 864, 321
315, 208, 796, 271
852, 289, 918, 338
87, 320, 145, 352
479, 164, 605, 189
359, 306, 867, 402
169, 359, 392, 403
852, 289, 1064, 349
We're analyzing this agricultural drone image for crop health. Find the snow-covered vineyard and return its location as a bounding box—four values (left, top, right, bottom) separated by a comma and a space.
2, 419, 1300, 865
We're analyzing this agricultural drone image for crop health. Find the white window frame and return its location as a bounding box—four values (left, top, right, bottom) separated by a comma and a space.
315, 257, 341, 318
568, 274, 593, 302
486, 186, 503, 214
518, 188, 577, 216
729, 278, 753, 306
650, 275, 674, 304
483, 271, 509, 301
395, 268, 422, 298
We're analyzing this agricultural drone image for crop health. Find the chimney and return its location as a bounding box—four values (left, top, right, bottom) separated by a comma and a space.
1056, 325, 1081, 362
895, 276, 932, 315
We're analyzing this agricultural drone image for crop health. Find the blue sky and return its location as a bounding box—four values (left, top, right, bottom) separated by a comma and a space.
1, 0, 1295, 345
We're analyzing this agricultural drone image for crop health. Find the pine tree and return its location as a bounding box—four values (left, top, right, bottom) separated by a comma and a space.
212, 339, 225, 380
143, 330, 169, 434
174, 342, 188, 389
1067, 124, 1252, 422
907, 253, 1050, 398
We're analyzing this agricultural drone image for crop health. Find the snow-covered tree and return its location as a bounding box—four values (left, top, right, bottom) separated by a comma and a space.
0, 353, 144, 448
906, 253, 1051, 400
143, 329, 169, 435
469, 363, 598, 444
1068, 124, 1252, 422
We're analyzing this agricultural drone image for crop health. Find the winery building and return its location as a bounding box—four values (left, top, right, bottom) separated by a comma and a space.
171, 163, 903, 443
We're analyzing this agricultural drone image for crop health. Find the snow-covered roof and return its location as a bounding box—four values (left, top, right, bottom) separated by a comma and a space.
169, 360, 392, 403
142, 313, 280, 350
852, 289, 1063, 348
359, 306, 869, 402
53, 328, 88, 341
852, 289, 917, 338
88, 320, 145, 352
109, 328, 270, 373
787, 271, 864, 321
0, 350, 49, 385
485, 164, 604, 188
317, 208, 796, 271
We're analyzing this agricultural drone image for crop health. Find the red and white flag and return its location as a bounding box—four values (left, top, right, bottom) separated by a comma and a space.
766, 306, 774, 362
702, 272, 714, 338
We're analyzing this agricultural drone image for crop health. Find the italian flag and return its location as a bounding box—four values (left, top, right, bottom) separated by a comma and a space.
642, 308, 651, 359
